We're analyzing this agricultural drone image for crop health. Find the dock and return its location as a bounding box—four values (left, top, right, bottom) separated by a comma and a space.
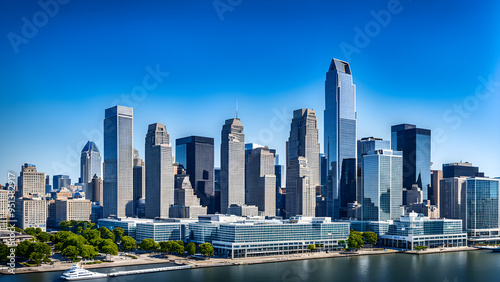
107, 265, 192, 277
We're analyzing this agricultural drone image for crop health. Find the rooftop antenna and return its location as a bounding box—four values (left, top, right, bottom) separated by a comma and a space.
236, 99, 239, 119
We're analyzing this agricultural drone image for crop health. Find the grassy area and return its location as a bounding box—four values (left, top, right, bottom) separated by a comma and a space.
125, 255, 138, 259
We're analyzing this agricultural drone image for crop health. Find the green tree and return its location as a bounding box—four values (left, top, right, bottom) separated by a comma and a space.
139, 239, 159, 252
99, 239, 118, 255
24, 227, 36, 236
175, 240, 184, 247
62, 235, 88, 250
160, 241, 173, 253
362, 232, 378, 245
120, 236, 136, 252
53, 231, 74, 244
307, 244, 316, 253
16, 240, 32, 258
80, 245, 98, 259
415, 246, 428, 251
347, 230, 364, 250
101, 243, 118, 255
83, 229, 101, 242
171, 242, 184, 256
62, 246, 79, 261
99, 227, 115, 242
35, 228, 42, 234
0, 244, 10, 261
59, 220, 70, 231
113, 227, 125, 243
199, 243, 214, 258
36, 232, 51, 242
185, 242, 196, 256
29, 242, 51, 265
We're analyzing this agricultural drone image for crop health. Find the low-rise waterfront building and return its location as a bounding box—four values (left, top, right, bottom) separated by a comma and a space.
97, 218, 153, 239
189, 215, 349, 258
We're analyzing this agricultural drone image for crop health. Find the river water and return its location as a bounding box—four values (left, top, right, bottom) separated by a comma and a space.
3, 250, 499, 282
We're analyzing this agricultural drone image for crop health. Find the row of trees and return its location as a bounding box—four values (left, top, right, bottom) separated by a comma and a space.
346, 230, 378, 250
2, 222, 216, 264
139, 239, 213, 257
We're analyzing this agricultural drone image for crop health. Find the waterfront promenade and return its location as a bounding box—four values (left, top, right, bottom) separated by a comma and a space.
4, 247, 478, 275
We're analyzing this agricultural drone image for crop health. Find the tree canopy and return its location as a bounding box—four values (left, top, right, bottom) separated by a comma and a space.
362, 232, 378, 245
199, 243, 214, 257
347, 230, 364, 250
120, 236, 137, 251
139, 239, 159, 252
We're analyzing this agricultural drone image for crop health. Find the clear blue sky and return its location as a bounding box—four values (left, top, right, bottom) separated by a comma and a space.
1, 0, 499, 185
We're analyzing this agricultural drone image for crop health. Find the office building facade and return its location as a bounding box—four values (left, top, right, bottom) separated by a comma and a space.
103, 105, 134, 218
286, 109, 320, 217
145, 123, 174, 219
175, 136, 215, 208
362, 149, 403, 221
220, 118, 246, 214
391, 124, 431, 199
324, 58, 357, 219
18, 164, 45, 197
80, 141, 101, 185
245, 147, 276, 217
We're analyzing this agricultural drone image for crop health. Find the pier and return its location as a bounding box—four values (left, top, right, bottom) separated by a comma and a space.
107, 265, 192, 277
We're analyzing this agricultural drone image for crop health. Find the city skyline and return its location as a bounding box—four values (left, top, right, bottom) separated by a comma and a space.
1, 1, 500, 185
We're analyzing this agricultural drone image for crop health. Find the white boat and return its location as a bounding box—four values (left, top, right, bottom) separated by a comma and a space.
60, 263, 108, 280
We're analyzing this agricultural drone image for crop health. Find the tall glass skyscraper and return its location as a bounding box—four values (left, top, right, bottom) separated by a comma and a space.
103, 105, 134, 218
357, 137, 391, 205
324, 58, 357, 219
362, 149, 403, 221
466, 177, 500, 238
175, 136, 215, 210
80, 141, 102, 185
391, 124, 431, 199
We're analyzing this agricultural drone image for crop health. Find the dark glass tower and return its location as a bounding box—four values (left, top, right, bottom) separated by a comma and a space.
324, 58, 357, 219
391, 123, 431, 199
175, 136, 215, 211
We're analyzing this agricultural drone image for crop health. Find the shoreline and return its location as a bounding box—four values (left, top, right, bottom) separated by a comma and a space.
1, 247, 481, 275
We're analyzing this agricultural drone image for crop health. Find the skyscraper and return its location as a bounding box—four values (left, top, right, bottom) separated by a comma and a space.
324, 58, 357, 219
357, 137, 391, 207
103, 105, 134, 218
133, 148, 145, 215
286, 109, 320, 217
53, 175, 71, 191
145, 123, 174, 219
466, 177, 500, 239
442, 162, 484, 178
175, 136, 215, 208
220, 118, 245, 214
430, 170, 443, 208
80, 141, 102, 185
391, 124, 431, 199
245, 147, 276, 217
362, 149, 403, 221
18, 164, 45, 197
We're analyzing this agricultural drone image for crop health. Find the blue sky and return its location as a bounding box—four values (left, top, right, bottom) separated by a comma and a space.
1, 0, 499, 185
